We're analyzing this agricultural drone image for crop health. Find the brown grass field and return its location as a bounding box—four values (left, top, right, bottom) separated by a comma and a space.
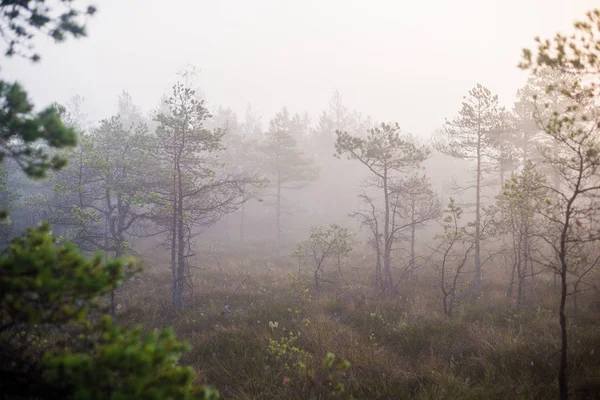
115, 244, 600, 399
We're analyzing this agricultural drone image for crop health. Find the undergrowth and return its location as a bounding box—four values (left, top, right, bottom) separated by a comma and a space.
113, 247, 600, 399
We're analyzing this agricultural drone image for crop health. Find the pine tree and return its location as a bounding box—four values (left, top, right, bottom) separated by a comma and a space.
492, 161, 547, 310
154, 83, 258, 308
336, 122, 429, 292
258, 108, 319, 246
521, 12, 600, 397
435, 83, 503, 287
394, 173, 441, 277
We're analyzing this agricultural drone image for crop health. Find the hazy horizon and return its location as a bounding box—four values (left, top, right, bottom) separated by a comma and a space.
2, 0, 597, 137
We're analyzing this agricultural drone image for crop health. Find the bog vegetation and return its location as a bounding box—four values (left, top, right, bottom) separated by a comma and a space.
1, 2, 600, 399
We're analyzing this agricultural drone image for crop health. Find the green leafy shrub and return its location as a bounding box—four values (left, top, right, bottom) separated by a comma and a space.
0, 224, 219, 399
44, 316, 218, 400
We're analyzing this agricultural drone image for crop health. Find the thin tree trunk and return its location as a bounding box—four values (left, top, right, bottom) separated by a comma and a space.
383, 168, 393, 292
224, 214, 230, 248
171, 168, 177, 308
558, 201, 571, 400
112, 241, 125, 321
240, 203, 245, 248
410, 199, 416, 275
516, 259, 523, 313
376, 244, 382, 287
559, 267, 569, 400
104, 208, 115, 319
500, 159, 505, 189
474, 123, 482, 287
507, 260, 516, 299
443, 294, 449, 316
374, 236, 382, 288
441, 257, 448, 316
507, 232, 517, 299
523, 204, 534, 298
276, 169, 281, 249
176, 162, 185, 310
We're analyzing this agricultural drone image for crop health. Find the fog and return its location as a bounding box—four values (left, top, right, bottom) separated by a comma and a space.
3, 1, 600, 399
3, 0, 597, 135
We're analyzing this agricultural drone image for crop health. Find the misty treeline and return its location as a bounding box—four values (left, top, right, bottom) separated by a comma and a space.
4, 62, 600, 315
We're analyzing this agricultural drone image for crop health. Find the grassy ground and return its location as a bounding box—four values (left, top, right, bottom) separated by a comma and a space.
116, 246, 600, 399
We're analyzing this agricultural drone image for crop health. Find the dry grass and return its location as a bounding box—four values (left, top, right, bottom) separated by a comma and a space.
114, 246, 600, 399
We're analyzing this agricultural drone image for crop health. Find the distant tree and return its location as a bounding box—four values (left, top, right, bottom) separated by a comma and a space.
350, 191, 383, 286
211, 106, 266, 248
435, 84, 503, 287
521, 12, 600, 397
241, 103, 263, 139
491, 161, 548, 311
490, 110, 518, 188
433, 199, 473, 317
312, 90, 356, 156
291, 111, 311, 144
91, 116, 157, 258
310, 91, 370, 223
293, 224, 354, 290
332, 224, 354, 281
393, 173, 441, 277
511, 69, 582, 189
258, 108, 319, 246
27, 115, 155, 251
336, 122, 429, 292
154, 83, 220, 309
511, 78, 540, 166
117, 90, 146, 128
26, 115, 158, 317
154, 83, 259, 309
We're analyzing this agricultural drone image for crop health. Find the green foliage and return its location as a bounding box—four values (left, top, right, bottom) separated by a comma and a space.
434, 199, 474, 316
294, 352, 353, 399
336, 122, 429, 173
436, 84, 503, 161
336, 122, 429, 290
0, 165, 21, 242
0, 0, 97, 61
0, 166, 20, 212
154, 82, 234, 309
520, 9, 600, 74
258, 107, 319, 186
521, 10, 600, 399
287, 272, 313, 304
0, 81, 77, 178
0, 1, 224, 399
26, 115, 158, 253
0, 223, 220, 399
267, 330, 312, 371
0, 223, 126, 328
439, 198, 470, 242
44, 316, 219, 400
490, 161, 548, 304
293, 224, 354, 288
495, 161, 547, 224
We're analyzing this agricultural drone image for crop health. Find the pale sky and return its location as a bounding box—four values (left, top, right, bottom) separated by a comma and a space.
2, 0, 598, 137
